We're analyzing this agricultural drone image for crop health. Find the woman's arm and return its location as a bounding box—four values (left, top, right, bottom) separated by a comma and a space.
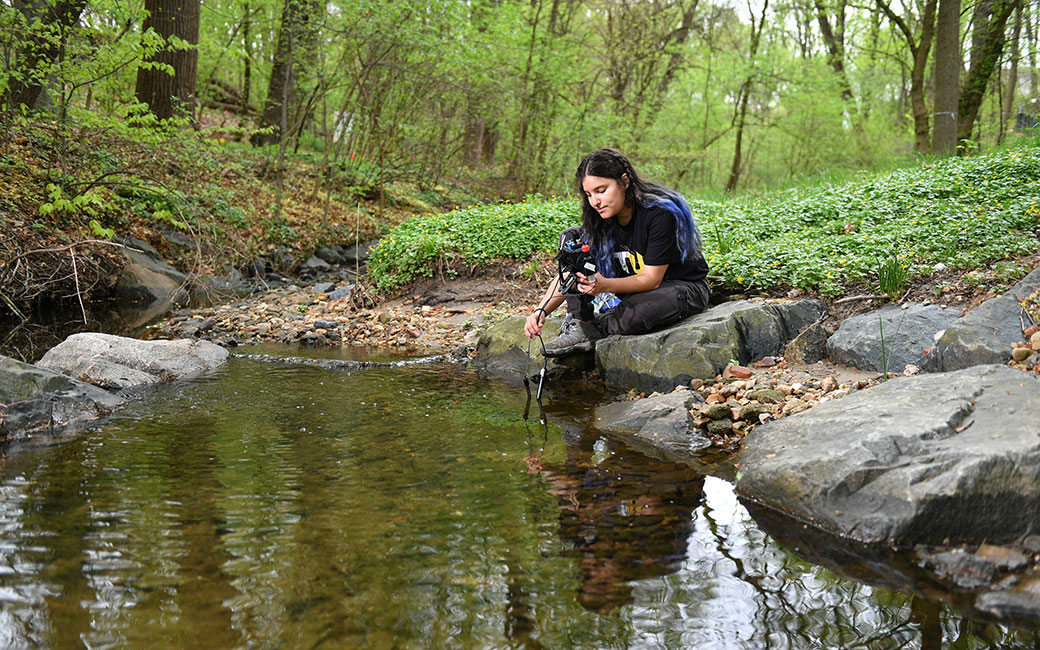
524, 280, 567, 338
577, 264, 668, 296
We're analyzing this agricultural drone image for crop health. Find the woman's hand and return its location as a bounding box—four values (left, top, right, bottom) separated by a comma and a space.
524, 308, 547, 338
577, 273, 603, 296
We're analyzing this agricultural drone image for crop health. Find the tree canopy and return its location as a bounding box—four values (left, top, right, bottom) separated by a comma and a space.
2, 0, 1039, 197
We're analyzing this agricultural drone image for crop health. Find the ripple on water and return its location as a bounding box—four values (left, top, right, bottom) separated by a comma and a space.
0, 359, 1035, 647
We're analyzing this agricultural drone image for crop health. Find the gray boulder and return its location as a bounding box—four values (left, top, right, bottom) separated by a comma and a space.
315, 246, 345, 265
926, 267, 1040, 371
301, 255, 332, 273
341, 240, 379, 266
594, 390, 709, 454
0, 355, 125, 443
472, 317, 569, 382
112, 236, 188, 305
827, 303, 959, 372
36, 333, 229, 390
595, 299, 826, 392
736, 364, 1040, 546
473, 300, 825, 391
328, 284, 355, 301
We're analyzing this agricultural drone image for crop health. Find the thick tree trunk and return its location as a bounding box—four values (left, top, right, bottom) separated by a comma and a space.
4, 0, 87, 110
134, 0, 201, 121
251, 0, 320, 146
910, 0, 938, 151
932, 0, 962, 155
726, 0, 769, 191
956, 0, 1016, 148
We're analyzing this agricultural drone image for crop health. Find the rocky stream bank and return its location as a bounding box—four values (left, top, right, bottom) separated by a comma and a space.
5, 237, 1040, 628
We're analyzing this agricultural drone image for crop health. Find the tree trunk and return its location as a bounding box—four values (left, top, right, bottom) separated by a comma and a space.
4, 0, 87, 110
1002, 0, 1023, 133
726, 0, 769, 192
875, 0, 937, 150
910, 0, 938, 151
242, 2, 252, 111
956, 0, 1016, 148
134, 0, 201, 121
1026, 2, 1038, 104
251, 0, 320, 146
932, 0, 962, 155
814, 0, 853, 100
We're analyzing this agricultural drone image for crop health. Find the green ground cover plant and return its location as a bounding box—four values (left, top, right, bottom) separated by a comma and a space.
699, 146, 1040, 295
368, 146, 1040, 296
367, 197, 579, 290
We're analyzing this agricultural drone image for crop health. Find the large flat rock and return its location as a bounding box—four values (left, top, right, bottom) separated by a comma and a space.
36, 332, 229, 390
736, 364, 1040, 546
595, 299, 825, 392
473, 299, 825, 392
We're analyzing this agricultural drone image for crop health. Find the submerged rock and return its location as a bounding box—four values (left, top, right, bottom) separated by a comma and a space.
36, 332, 229, 390
736, 364, 1040, 546
594, 390, 709, 454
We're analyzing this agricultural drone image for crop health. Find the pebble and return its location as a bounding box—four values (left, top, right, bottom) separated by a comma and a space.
723, 364, 753, 379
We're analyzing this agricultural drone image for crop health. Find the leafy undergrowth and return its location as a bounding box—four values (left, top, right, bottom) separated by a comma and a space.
368, 146, 1040, 298
0, 116, 481, 315
697, 147, 1040, 296
367, 197, 579, 291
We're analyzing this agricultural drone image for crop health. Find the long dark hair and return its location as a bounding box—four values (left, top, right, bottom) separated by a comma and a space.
575, 148, 701, 277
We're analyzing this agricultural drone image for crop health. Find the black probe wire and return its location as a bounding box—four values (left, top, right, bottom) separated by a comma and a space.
524, 270, 572, 400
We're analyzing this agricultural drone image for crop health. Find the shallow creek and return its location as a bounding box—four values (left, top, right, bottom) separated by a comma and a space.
0, 345, 1037, 648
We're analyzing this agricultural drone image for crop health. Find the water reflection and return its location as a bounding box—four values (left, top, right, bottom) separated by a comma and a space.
525, 419, 702, 614
0, 358, 1039, 647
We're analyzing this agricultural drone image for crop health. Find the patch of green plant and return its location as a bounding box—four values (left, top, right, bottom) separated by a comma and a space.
37, 183, 115, 230
368, 196, 579, 290
264, 217, 298, 245
876, 256, 909, 297
993, 260, 1029, 285
694, 146, 1040, 296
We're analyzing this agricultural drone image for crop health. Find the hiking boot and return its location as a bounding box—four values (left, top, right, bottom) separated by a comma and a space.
543, 315, 603, 357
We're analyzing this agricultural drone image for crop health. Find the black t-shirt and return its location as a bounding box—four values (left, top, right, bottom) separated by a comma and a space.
610, 204, 709, 284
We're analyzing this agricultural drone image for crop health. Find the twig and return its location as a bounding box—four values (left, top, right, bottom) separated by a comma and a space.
835, 294, 880, 305
70, 246, 87, 324
3, 238, 135, 267
0, 292, 26, 322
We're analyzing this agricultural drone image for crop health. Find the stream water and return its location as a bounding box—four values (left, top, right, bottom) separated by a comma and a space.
0, 345, 1038, 648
